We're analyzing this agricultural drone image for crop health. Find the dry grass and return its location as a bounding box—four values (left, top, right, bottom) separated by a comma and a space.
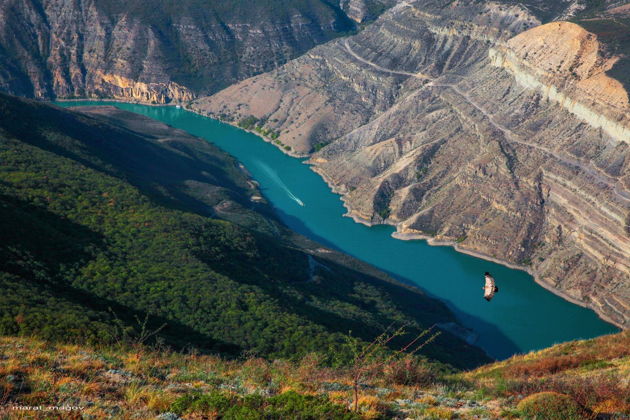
463, 331, 630, 417
424, 406, 454, 419
0, 332, 628, 419
0, 336, 394, 418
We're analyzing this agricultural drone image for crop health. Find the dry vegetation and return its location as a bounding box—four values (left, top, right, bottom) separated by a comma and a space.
0, 331, 628, 419
465, 330, 630, 419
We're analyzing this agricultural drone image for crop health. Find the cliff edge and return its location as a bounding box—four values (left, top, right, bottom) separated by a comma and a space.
193, 1, 630, 328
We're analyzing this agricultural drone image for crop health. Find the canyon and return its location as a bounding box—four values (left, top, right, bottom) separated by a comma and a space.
0, 0, 627, 328
192, 0, 630, 328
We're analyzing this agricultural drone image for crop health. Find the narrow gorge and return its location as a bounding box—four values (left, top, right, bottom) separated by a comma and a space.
192, 0, 630, 328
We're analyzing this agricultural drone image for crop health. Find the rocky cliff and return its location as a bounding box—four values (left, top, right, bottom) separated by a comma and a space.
193, 0, 630, 328
0, 0, 359, 103
339, 0, 397, 23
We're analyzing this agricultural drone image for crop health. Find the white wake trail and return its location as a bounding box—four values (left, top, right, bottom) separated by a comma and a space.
254, 161, 305, 207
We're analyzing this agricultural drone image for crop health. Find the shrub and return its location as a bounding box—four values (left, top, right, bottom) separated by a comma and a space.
171, 390, 360, 419
592, 398, 630, 417
224, 405, 263, 420
384, 356, 437, 386
170, 391, 233, 415
506, 355, 582, 377
264, 391, 360, 419
357, 395, 391, 419
504, 374, 627, 410
423, 406, 453, 419
238, 115, 259, 130
517, 392, 588, 420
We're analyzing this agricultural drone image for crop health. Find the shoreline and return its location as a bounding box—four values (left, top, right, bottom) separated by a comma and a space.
57, 97, 309, 158
188, 106, 309, 160
55, 97, 176, 107
308, 160, 624, 330
57, 96, 624, 330
395, 228, 623, 330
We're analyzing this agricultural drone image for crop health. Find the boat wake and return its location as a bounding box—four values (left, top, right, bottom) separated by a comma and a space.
254, 161, 305, 207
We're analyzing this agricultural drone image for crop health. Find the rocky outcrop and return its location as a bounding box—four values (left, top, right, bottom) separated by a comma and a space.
0, 0, 356, 102
193, 0, 630, 327
92, 72, 195, 104
339, 0, 397, 23
340, 0, 370, 22
489, 22, 630, 143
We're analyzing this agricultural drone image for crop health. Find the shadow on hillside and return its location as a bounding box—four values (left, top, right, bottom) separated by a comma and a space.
0, 95, 258, 221
0, 193, 107, 282
268, 208, 519, 365
0, 194, 238, 354
60, 282, 241, 355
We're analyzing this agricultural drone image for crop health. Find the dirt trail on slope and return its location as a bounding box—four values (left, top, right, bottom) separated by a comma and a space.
342, 41, 630, 203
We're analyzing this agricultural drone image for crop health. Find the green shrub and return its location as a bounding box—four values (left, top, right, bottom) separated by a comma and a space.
312, 142, 329, 152
171, 390, 360, 419
377, 208, 391, 220
224, 405, 263, 420
264, 391, 360, 419
517, 392, 587, 420
171, 391, 233, 415
238, 115, 259, 130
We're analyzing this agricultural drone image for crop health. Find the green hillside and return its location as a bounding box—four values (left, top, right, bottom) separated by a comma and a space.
0, 93, 488, 369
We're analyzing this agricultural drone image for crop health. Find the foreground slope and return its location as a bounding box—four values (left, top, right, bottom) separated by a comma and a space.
1, 332, 626, 418
0, 93, 489, 369
463, 330, 630, 418
193, 0, 630, 328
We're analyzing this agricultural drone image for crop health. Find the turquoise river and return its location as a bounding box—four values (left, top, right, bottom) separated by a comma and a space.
59, 101, 619, 359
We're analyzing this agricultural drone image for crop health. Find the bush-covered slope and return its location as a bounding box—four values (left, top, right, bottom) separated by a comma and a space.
0, 332, 626, 418
463, 330, 630, 418
0, 93, 489, 369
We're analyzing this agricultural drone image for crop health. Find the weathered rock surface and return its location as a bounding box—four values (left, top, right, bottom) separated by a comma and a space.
193, 0, 630, 327
0, 0, 359, 102
339, 0, 397, 23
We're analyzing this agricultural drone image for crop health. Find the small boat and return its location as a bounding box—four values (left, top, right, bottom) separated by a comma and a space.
175, 104, 181, 109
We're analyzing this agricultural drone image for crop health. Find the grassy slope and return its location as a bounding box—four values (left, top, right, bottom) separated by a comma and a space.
0, 93, 489, 369
463, 330, 630, 418
1, 332, 626, 419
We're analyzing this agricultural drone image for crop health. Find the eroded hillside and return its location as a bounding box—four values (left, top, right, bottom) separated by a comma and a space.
193, 0, 630, 328
0, 0, 360, 102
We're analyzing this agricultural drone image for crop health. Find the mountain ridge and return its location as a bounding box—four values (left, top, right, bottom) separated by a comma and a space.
191, 0, 630, 328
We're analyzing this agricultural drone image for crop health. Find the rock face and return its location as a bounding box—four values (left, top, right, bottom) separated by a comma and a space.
340, 0, 370, 22
0, 0, 358, 102
339, 0, 397, 23
193, 0, 630, 327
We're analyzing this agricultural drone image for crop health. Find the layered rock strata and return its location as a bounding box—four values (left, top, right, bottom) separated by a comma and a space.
0, 0, 356, 102
193, 0, 630, 327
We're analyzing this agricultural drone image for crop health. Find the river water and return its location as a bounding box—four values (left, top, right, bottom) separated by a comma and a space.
59, 102, 618, 359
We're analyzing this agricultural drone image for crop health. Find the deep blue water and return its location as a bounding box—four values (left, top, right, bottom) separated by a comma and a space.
58, 101, 619, 359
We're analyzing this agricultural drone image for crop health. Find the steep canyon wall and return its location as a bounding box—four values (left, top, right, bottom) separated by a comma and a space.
193, 0, 630, 327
